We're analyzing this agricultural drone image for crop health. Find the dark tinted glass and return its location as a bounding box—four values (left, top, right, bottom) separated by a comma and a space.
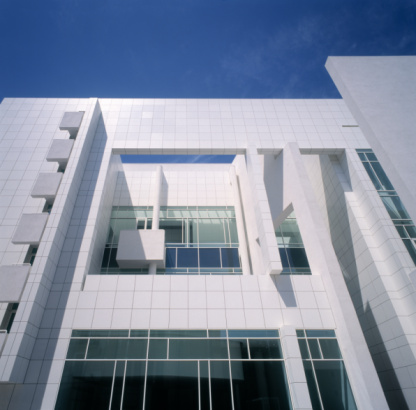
279, 248, 289, 268
221, 248, 240, 268
298, 339, 310, 359
111, 361, 125, 410
381, 196, 410, 220
362, 162, 383, 190
305, 330, 335, 338
150, 329, 207, 338
308, 339, 321, 359
210, 361, 233, 410
229, 339, 249, 359
87, 339, 147, 359
177, 248, 198, 267
130, 330, 148, 337
67, 339, 88, 359
109, 248, 119, 268
228, 329, 279, 338
249, 339, 283, 359
371, 162, 394, 191
145, 361, 198, 410
122, 361, 146, 410
200, 361, 210, 410
148, 339, 167, 359
231, 361, 292, 410
55, 361, 114, 410
303, 360, 322, 410
319, 339, 342, 359
165, 248, 176, 268
314, 361, 357, 410
169, 339, 228, 359
72, 330, 129, 337
199, 248, 221, 268
286, 247, 310, 268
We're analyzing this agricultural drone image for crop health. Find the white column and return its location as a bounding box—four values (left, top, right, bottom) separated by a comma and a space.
282, 142, 388, 410
148, 165, 163, 275
230, 166, 251, 275
245, 145, 281, 275
280, 326, 313, 410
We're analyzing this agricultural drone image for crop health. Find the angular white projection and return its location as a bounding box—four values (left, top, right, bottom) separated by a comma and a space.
116, 229, 165, 269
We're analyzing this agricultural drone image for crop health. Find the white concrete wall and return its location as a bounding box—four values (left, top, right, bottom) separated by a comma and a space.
326, 56, 416, 224
0, 94, 404, 410
304, 151, 416, 409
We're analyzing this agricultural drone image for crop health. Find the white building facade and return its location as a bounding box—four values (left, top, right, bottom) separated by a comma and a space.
0, 57, 415, 409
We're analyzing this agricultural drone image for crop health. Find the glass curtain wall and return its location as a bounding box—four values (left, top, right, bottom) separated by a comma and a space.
159, 206, 241, 275
357, 149, 416, 264
56, 329, 292, 410
275, 212, 311, 274
100, 206, 241, 275
297, 330, 357, 410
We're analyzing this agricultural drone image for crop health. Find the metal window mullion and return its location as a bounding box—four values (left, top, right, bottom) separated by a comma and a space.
142, 337, 150, 410
305, 337, 325, 410
85, 338, 90, 359
108, 361, 117, 410
119, 360, 127, 410
198, 361, 201, 410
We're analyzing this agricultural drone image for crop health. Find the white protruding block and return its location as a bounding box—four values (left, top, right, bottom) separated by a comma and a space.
116, 229, 165, 269
31, 173, 63, 201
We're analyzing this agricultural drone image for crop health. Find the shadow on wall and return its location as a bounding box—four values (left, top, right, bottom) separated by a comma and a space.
317, 153, 408, 410
28, 113, 114, 408
273, 275, 297, 308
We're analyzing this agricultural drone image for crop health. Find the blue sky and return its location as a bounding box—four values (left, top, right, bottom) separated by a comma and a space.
1, 0, 415, 163
1, 0, 415, 101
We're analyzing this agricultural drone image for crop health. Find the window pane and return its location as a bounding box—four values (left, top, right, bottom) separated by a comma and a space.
210, 361, 233, 410
145, 361, 199, 410
150, 329, 207, 338
110, 361, 125, 410
303, 360, 322, 410
198, 219, 225, 243
298, 339, 310, 359
362, 162, 383, 191
319, 339, 342, 359
314, 361, 358, 410
187, 219, 197, 244
55, 361, 114, 410
67, 339, 88, 359
229, 339, 249, 359
286, 247, 310, 268
248, 339, 283, 359
122, 361, 146, 410
305, 330, 336, 338
165, 248, 176, 268
199, 248, 221, 268
228, 329, 279, 338
221, 248, 240, 268
381, 196, 411, 220
308, 339, 322, 359
169, 339, 228, 359
87, 339, 147, 359
280, 219, 304, 245
148, 339, 167, 359
279, 248, 289, 268
231, 361, 292, 410
229, 219, 239, 243
159, 219, 183, 243
371, 162, 394, 191
177, 248, 198, 268
200, 361, 210, 410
